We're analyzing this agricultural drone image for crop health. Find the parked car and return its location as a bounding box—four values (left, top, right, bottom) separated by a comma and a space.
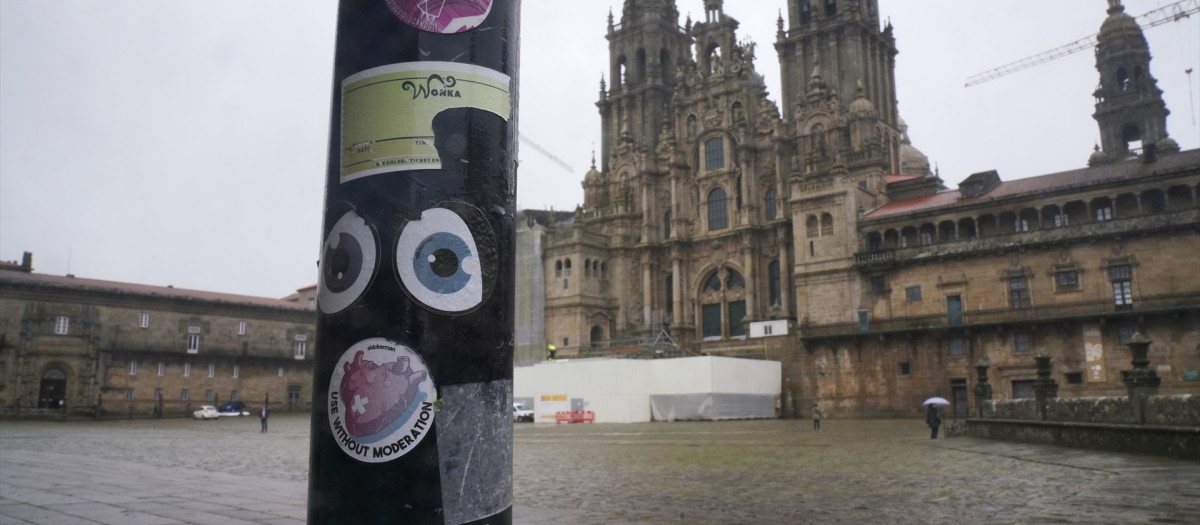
513, 402, 534, 423
193, 405, 219, 420
217, 401, 250, 416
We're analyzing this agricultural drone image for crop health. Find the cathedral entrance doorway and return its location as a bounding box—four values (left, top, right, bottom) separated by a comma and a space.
38, 368, 67, 409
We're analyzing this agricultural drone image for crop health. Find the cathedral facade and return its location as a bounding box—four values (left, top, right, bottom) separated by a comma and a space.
531, 0, 1200, 417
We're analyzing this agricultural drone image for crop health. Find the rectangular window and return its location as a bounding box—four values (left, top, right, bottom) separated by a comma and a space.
1009, 277, 1031, 309
237, 321, 246, 335
702, 304, 722, 339
948, 338, 965, 356
129, 360, 137, 375
1117, 325, 1137, 345
905, 285, 921, 302
898, 362, 911, 376
1109, 265, 1133, 309
1013, 331, 1032, 353
1016, 219, 1030, 232
870, 276, 887, 293
294, 341, 307, 360
125, 388, 135, 400
1065, 373, 1083, 385
183, 363, 191, 377
181, 389, 190, 401
1055, 270, 1079, 289
205, 389, 214, 401
138, 312, 150, 328
230, 390, 239, 401
707, 192, 728, 230
1095, 206, 1112, 221
562, 338, 569, 347
1053, 213, 1067, 227
186, 334, 200, 354
704, 137, 725, 170
563, 279, 568, 289
918, 231, 933, 246
207, 364, 215, 378
232, 365, 240, 379
278, 367, 285, 377
156, 362, 164, 376
728, 301, 746, 338
55, 316, 69, 335
154, 388, 163, 400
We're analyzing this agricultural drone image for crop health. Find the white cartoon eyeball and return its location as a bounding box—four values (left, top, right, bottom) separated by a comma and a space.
318, 210, 377, 314
395, 204, 494, 315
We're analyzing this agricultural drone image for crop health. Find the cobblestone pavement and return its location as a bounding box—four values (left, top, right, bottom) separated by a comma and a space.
1, 415, 1197, 524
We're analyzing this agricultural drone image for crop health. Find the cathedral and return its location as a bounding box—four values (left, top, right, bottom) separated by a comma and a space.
518, 0, 1200, 417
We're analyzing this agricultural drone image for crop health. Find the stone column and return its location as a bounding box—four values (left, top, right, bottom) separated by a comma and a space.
1124, 332, 1161, 425
973, 356, 992, 418
1033, 354, 1058, 420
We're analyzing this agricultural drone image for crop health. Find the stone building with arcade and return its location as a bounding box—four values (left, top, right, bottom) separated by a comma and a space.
523, 0, 1200, 417
0, 253, 316, 417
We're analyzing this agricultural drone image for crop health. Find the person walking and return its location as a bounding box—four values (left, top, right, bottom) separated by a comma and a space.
926, 404, 941, 439
812, 403, 823, 431
260, 406, 269, 433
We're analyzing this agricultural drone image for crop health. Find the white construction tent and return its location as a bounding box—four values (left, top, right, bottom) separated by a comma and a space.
514, 356, 782, 423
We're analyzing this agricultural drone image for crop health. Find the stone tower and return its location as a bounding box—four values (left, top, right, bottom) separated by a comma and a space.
1090, 0, 1179, 165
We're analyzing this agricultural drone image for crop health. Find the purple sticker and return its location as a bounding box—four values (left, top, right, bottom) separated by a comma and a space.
385, 0, 493, 34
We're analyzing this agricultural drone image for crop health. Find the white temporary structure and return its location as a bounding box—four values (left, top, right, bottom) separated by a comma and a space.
514, 356, 781, 423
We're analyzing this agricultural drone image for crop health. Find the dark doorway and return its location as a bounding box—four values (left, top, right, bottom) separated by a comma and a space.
38, 368, 66, 409
947, 295, 963, 326
951, 381, 968, 416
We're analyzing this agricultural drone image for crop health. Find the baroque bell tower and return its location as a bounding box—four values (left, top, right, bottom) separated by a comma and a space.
1090, 0, 1178, 165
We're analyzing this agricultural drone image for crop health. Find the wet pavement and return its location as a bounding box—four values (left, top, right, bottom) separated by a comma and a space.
1, 414, 1196, 524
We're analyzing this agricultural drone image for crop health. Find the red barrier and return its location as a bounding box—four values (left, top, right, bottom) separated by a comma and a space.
554, 410, 595, 423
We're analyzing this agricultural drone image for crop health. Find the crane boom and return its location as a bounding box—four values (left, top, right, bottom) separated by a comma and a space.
964, 0, 1199, 87
519, 133, 576, 174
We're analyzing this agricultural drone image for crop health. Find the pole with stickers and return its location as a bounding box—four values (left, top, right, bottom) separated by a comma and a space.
308, 1, 518, 523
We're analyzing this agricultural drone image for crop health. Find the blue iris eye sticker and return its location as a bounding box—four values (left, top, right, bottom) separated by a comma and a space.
319, 209, 377, 314
395, 204, 495, 315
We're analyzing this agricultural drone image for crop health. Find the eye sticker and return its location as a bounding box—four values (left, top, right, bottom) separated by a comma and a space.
319, 209, 378, 314
395, 203, 495, 315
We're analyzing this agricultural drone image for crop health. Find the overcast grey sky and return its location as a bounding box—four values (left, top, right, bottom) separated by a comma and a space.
2, 1, 1197, 299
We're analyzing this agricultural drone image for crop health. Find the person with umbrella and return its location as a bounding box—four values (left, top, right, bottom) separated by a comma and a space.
923, 397, 949, 439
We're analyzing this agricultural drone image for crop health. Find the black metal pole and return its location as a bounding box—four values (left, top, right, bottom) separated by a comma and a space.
309, 1, 518, 524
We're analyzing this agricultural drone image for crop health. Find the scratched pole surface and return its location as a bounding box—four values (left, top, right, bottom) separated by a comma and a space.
308, 1, 518, 523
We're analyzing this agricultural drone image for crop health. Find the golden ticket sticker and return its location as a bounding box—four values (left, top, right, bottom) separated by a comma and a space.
340, 62, 511, 182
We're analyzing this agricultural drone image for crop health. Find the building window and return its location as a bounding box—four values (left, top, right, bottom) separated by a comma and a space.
905, 285, 921, 302
154, 388, 163, 401
157, 362, 164, 376
870, 276, 887, 294
139, 313, 150, 328
728, 301, 746, 338
55, 316, 69, 335
181, 389, 190, 401
707, 187, 728, 230
702, 304, 722, 339
1095, 206, 1113, 221
1055, 270, 1079, 289
663, 211, 672, 239
278, 367, 285, 377
1110, 265, 1133, 310
948, 338, 965, 356
1065, 373, 1083, 385
187, 334, 200, 354
230, 390, 239, 401
294, 340, 307, 360
129, 360, 137, 375
205, 389, 214, 401
898, 362, 911, 376
764, 189, 777, 220
562, 338, 569, 347
1013, 331, 1032, 353
554, 260, 562, 278
919, 230, 933, 246
768, 260, 781, 306
237, 321, 246, 335
233, 365, 240, 379
1117, 324, 1137, 345
207, 364, 215, 378
125, 388, 135, 400
183, 363, 191, 377
704, 137, 725, 170
1009, 277, 1031, 309
563, 279, 568, 290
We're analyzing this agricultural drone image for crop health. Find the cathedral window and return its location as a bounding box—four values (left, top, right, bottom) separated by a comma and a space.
810, 123, 826, 155
1009, 277, 1031, 309
704, 273, 722, 292
564, 258, 572, 276
1092, 197, 1113, 221
601, 262, 608, 280
554, 260, 562, 277
768, 260, 782, 306
666, 274, 674, 319
584, 259, 591, 277
636, 48, 647, 81
820, 213, 834, 236
806, 215, 819, 237
824, 0, 836, 17
707, 187, 728, 230
728, 301, 746, 338
664, 211, 672, 239
1117, 68, 1129, 92
704, 137, 725, 170
764, 190, 777, 220
800, 0, 811, 24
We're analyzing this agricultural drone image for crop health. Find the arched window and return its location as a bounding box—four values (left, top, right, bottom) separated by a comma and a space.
764, 189, 777, 220
707, 187, 728, 230
584, 258, 592, 277
564, 258, 572, 276
820, 213, 833, 236
768, 260, 781, 306
700, 269, 746, 339
665, 274, 674, 319
636, 48, 647, 80
806, 215, 819, 237
703, 273, 722, 292
590, 325, 604, 348
663, 210, 672, 239
600, 262, 607, 280
704, 137, 725, 170
554, 260, 562, 277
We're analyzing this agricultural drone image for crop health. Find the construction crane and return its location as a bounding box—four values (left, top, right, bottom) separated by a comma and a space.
519, 132, 576, 174
964, 0, 1199, 87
